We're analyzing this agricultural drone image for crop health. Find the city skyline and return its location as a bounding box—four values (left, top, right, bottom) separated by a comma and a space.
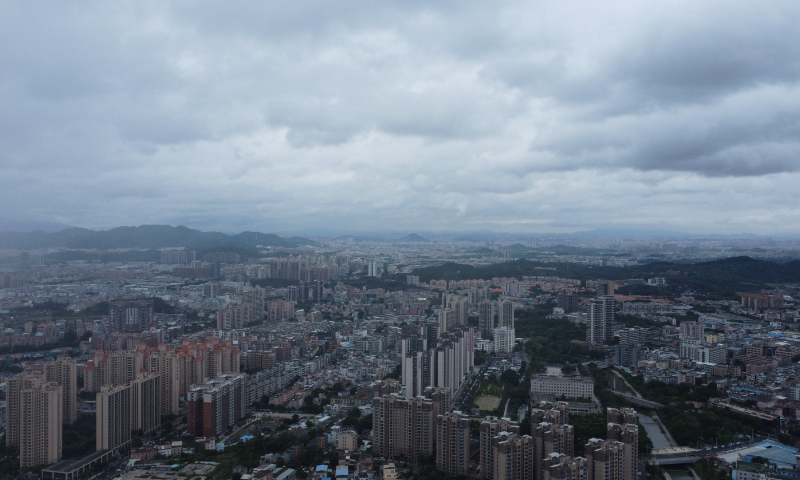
2, 2, 800, 235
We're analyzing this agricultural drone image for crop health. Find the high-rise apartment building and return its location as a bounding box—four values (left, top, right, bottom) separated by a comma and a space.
528, 401, 574, 480
7, 373, 63, 468
479, 300, 495, 338
217, 286, 265, 330
372, 388, 451, 464
585, 438, 624, 480
452, 296, 469, 325
497, 300, 514, 328
20, 381, 62, 468
96, 384, 132, 452
160, 250, 193, 264
130, 371, 161, 435
443, 294, 469, 324
312, 279, 324, 301
145, 347, 181, 416
186, 374, 248, 438
587, 296, 615, 345
88, 339, 239, 417
606, 408, 638, 480
679, 321, 704, 340
480, 417, 520, 480
492, 432, 534, 480
43, 356, 78, 424
203, 282, 221, 298
438, 309, 457, 335
557, 293, 580, 313
493, 327, 516, 354
436, 411, 470, 476
530, 401, 570, 427
268, 300, 297, 321
533, 422, 575, 463
109, 299, 154, 333
402, 326, 474, 398
618, 327, 646, 347
595, 281, 615, 296
85, 350, 143, 392
542, 453, 587, 480
583, 408, 639, 480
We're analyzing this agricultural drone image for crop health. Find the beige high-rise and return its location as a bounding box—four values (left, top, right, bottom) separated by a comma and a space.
372, 394, 436, 462
436, 411, 470, 477
130, 371, 161, 435
492, 432, 534, 480
85, 350, 143, 392
530, 401, 570, 426
480, 417, 520, 480
96, 384, 131, 452
372, 388, 450, 464
7, 373, 63, 468
21, 381, 62, 468
44, 355, 78, 424
542, 453, 587, 480
6, 373, 38, 448
146, 348, 181, 415
585, 439, 625, 480
534, 422, 575, 458
606, 408, 638, 480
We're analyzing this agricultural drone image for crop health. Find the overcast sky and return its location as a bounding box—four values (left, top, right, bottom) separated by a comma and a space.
2, 1, 800, 235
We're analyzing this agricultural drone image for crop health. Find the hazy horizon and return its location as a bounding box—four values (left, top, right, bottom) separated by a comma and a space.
3, 222, 800, 241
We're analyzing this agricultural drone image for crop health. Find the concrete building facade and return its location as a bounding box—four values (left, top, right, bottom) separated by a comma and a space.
96, 384, 132, 452
44, 356, 78, 425
436, 411, 470, 477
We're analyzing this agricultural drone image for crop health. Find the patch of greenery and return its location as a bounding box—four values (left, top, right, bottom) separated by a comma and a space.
571, 413, 607, 456
586, 363, 630, 409
63, 413, 96, 458
519, 309, 605, 365
616, 369, 767, 448
694, 458, 733, 480
412, 256, 800, 300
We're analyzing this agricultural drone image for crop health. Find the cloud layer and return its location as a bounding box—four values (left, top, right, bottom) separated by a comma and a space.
1, 1, 800, 234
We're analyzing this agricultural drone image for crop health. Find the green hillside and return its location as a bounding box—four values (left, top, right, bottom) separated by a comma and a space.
0, 225, 316, 250
412, 256, 800, 299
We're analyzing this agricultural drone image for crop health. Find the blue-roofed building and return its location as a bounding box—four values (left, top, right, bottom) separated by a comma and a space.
744, 441, 800, 466
313, 465, 331, 480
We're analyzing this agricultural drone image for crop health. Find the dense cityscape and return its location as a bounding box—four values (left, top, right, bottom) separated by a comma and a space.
0, 227, 799, 480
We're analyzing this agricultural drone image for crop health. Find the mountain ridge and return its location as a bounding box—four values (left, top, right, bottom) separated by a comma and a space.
397, 233, 430, 243
0, 225, 317, 250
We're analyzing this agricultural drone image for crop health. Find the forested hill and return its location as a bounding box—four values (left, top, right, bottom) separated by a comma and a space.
410, 256, 800, 299
0, 225, 316, 250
